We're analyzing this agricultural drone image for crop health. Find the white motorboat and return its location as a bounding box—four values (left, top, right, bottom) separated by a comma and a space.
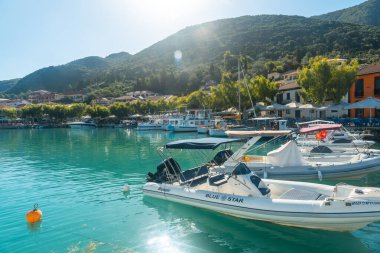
143, 138, 380, 231
166, 109, 213, 132
136, 118, 163, 131
67, 120, 97, 128
296, 123, 375, 152
222, 135, 380, 181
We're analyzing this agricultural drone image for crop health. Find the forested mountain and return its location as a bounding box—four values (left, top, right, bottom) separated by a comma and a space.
5, 14, 380, 96
314, 0, 380, 26
7, 53, 132, 94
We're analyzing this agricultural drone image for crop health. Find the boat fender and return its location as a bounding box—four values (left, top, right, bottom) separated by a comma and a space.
263, 170, 268, 179
317, 170, 323, 181
26, 203, 42, 223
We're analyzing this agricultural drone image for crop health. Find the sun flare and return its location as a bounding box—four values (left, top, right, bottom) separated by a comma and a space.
132, 0, 204, 21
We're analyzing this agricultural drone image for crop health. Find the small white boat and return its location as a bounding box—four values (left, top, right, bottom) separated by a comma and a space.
208, 128, 228, 137
144, 138, 380, 231
296, 123, 375, 152
222, 135, 380, 181
67, 120, 97, 128
167, 109, 213, 132
136, 118, 163, 131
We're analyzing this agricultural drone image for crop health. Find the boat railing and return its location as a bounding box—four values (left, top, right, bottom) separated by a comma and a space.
247, 134, 290, 155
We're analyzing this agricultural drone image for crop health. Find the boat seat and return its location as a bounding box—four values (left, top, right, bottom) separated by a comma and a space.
210, 149, 234, 165
180, 165, 209, 185
279, 188, 326, 200
208, 174, 228, 186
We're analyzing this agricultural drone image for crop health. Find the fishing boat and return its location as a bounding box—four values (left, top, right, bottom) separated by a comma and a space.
143, 138, 380, 231
166, 109, 212, 132
222, 133, 380, 180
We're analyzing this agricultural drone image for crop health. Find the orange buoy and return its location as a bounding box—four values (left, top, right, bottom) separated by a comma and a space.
26, 204, 42, 223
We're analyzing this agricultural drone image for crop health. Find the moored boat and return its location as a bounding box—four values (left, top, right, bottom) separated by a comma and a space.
197, 125, 209, 134
222, 134, 380, 181
143, 138, 380, 231
67, 120, 97, 128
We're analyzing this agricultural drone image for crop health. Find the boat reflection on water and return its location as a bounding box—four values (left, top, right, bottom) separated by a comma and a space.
143, 197, 372, 253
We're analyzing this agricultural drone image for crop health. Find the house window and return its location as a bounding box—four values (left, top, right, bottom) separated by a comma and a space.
286, 93, 290, 100
276, 94, 283, 104
375, 77, 380, 96
355, 79, 364, 97
286, 110, 290, 114
376, 109, 380, 118
295, 92, 300, 102
356, 109, 364, 118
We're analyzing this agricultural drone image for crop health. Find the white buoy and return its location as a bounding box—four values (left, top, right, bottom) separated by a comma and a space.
122, 184, 130, 192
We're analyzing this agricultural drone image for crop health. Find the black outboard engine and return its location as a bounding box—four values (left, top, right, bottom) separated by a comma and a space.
310, 146, 333, 154
146, 158, 181, 183
211, 149, 234, 165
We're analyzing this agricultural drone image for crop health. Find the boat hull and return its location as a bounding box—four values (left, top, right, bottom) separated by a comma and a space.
136, 125, 163, 131
167, 125, 198, 132
233, 157, 380, 181
68, 123, 96, 128
208, 128, 227, 137
197, 126, 209, 134
143, 183, 380, 231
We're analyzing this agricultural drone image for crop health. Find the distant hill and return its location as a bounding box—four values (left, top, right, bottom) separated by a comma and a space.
314, 0, 380, 26
8, 53, 132, 94
0, 78, 20, 92
5, 14, 380, 95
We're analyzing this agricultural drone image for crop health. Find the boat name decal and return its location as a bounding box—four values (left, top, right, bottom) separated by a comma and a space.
157, 187, 170, 192
351, 201, 380, 206
205, 193, 244, 203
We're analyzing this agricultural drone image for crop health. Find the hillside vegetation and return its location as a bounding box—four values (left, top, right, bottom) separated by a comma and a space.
314, 0, 380, 26
5, 14, 380, 96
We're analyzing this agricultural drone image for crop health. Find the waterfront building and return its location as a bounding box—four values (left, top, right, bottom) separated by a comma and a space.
349, 63, 380, 118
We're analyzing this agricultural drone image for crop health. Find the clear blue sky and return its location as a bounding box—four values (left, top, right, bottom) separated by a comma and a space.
0, 0, 366, 81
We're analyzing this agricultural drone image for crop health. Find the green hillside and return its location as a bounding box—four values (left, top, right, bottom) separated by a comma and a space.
0, 79, 20, 92
314, 0, 380, 26
5, 14, 380, 95
7, 54, 132, 94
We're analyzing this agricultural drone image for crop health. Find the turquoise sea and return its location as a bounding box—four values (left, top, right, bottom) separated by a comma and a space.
1, 128, 380, 253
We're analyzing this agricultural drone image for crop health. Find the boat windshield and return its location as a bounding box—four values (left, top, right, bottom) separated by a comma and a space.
232, 163, 251, 175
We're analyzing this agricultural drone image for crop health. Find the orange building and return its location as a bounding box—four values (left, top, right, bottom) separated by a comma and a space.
349, 63, 380, 118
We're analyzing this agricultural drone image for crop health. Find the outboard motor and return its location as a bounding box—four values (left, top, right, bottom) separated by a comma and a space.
146, 157, 181, 183
310, 146, 333, 154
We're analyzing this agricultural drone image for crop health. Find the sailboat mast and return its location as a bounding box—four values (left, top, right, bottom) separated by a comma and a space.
238, 56, 241, 114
